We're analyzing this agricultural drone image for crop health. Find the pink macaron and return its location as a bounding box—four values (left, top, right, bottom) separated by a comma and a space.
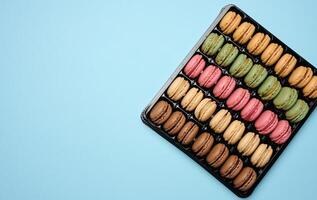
255, 110, 278, 135
198, 65, 222, 88
226, 88, 250, 111
183, 54, 206, 78
213, 76, 236, 99
270, 120, 292, 144
240, 98, 264, 122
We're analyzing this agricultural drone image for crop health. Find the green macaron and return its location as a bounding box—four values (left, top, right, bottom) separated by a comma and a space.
229, 54, 253, 78
215, 43, 239, 67
285, 99, 309, 123
273, 87, 298, 110
201, 33, 225, 56
258, 76, 281, 101
244, 64, 268, 88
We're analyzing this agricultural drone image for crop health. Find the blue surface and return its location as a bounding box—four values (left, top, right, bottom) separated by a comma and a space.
0, 0, 316, 199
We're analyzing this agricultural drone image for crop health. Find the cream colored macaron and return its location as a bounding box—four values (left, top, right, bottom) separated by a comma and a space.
181, 87, 204, 111
167, 77, 190, 101
250, 144, 273, 168
209, 109, 232, 133
237, 132, 260, 156
194, 98, 217, 122
223, 120, 245, 144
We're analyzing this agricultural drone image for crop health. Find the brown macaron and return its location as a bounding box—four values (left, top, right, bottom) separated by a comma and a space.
247, 32, 271, 55
149, 100, 172, 125
261, 43, 284, 66
233, 167, 257, 192
206, 143, 229, 168
274, 53, 297, 77
233, 22, 256, 44
303, 76, 317, 99
192, 132, 214, 157
288, 66, 313, 88
219, 11, 242, 34
177, 121, 199, 145
163, 111, 186, 136
220, 155, 243, 179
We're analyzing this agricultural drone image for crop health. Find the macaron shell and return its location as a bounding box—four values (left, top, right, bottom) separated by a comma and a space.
261, 43, 284, 66
219, 11, 242, 34
215, 43, 239, 67
240, 98, 264, 122
223, 120, 245, 144
244, 64, 268, 88
181, 87, 204, 111
149, 100, 172, 125
237, 132, 260, 156
303, 76, 317, 98
163, 111, 186, 135
233, 167, 257, 192
213, 76, 236, 99
206, 143, 229, 168
233, 22, 256, 44
247, 32, 271, 55
255, 110, 278, 135
192, 132, 214, 157
198, 65, 222, 88
226, 88, 250, 111
273, 87, 298, 110
183, 54, 206, 78
167, 77, 190, 101
251, 144, 273, 168
194, 98, 217, 122
285, 99, 309, 123
210, 109, 232, 133
201, 33, 225, 56
177, 121, 199, 145
274, 54, 297, 77
220, 155, 243, 179
229, 54, 253, 78
258, 75, 281, 101
288, 66, 313, 88
269, 120, 292, 144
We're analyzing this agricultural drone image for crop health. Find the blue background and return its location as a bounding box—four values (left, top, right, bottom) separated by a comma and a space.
0, 0, 316, 199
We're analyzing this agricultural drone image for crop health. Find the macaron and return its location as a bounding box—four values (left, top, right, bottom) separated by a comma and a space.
220, 155, 243, 179
232, 22, 256, 44
247, 32, 271, 55
215, 43, 239, 67
244, 64, 268, 88
198, 65, 222, 88
258, 75, 281, 101
167, 77, 190, 101
192, 132, 214, 157
201, 33, 225, 56
240, 98, 264, 122
273, 87, 298, 110
194, 98, 217, 122
269, 120, 292, 144
163, 111, 186, 135
229, 54, 253, 78
237, 132, 260, 156
223, 120, 245, 144
206, 143, 229, 168
219, 11, 242, 34
181, 87, 204, 111
177, 121, 199, 145
255, 110, 278, 135
183, 54, 206, 79
288, 66, 313, 88
250, 144, 273, 168
233, 167, 257, 192
209, 109, 232, 133
149, 100, 172, 125
274, 53, 297, 77
213, 76, 236, 99
303, 76, 317, 99
226, 88, 250, 111
261, 43, 284, 66
285, 99, 309, 123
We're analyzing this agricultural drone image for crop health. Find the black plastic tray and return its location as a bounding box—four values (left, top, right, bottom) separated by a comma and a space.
141, 4, 317, 197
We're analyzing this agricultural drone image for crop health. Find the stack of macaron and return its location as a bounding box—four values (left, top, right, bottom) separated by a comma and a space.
149, 100, 258, 192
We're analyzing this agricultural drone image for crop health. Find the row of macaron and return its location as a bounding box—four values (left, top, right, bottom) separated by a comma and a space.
166, 77, 293, 145
149, 100, 258, 192
218, 11, 311, 75
182, 59, 310, 123
200, 33, 317, 100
